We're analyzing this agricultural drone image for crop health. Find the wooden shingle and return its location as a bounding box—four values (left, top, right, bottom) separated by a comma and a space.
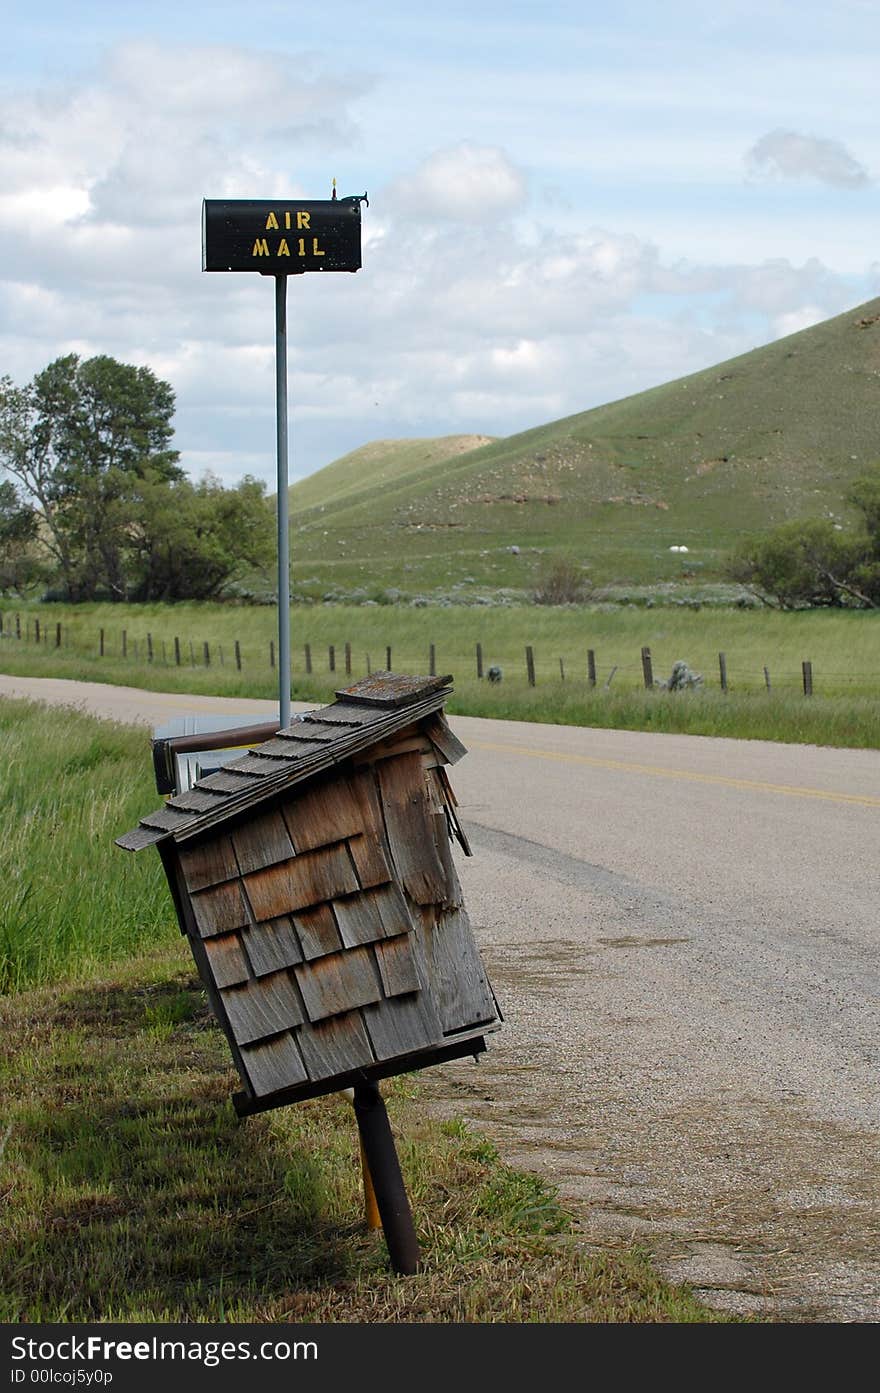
243, 916, 303, 976
374, 933, 422, 997
190, 880, 250, 938
293, 903, 343, 960
296, 1010, 374, 1079
362, 992, 443, 1062
231, 809, 295, 875
179, 836, 239, 892
332, 892, 387, 949
244, 842, 358, 920
203, 932, 251, 988
377, 752, 447, 905
282, 776, 365, 852
348, 833, 392, 890
295, 945, 382, 1023
220, 969, 305, 1045
240, 1032, 309, 1097
430, 906, 497, 1034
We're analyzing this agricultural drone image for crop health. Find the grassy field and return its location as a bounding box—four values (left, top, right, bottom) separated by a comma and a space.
0, 698, 732, 1323
278, 296, 880, 596
3, 598, 880, 746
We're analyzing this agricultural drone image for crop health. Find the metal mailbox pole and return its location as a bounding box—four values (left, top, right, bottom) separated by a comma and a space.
275, 274, 291, 730
353, 1081, 421, 1275
202, 191, 367, 733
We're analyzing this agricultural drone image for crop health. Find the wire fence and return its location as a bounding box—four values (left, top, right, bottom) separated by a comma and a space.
2, 611, 876, 699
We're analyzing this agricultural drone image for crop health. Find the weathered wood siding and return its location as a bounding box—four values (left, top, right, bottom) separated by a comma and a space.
138, 688, 499, 1104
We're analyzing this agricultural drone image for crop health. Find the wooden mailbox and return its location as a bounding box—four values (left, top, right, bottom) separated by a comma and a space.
117, 673, 500, 1116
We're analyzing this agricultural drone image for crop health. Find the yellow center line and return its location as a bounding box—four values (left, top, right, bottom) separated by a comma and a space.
468, 739, 880, 808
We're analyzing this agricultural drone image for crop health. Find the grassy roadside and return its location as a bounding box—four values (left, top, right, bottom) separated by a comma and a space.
0, 948, 732, 1322
0, 698, 735, 1322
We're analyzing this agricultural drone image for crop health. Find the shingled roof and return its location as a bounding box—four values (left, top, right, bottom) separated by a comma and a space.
116, 673, 498, 1110
117, 671, 460, 852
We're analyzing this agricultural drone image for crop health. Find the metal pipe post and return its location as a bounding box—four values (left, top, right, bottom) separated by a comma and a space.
275, 274, 291, 730
352, 1080, 420, 1275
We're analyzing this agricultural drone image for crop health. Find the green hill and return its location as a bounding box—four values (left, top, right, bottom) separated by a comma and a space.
288, 297, 880, 598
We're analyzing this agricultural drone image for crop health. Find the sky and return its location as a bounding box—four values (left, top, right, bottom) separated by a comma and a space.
1, 0, 878, 488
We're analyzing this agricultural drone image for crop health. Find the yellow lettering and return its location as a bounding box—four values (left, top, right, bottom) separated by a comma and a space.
312, 237, 325, 257
284, 211, 291, 230
296, 211, 311, 229
265, 211, 279, 230
252, 238, 270, 257
298, 238, 306, 256
277, 238, 290, 256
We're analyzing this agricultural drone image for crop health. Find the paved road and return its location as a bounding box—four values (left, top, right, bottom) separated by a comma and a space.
3, 675, 878, 1320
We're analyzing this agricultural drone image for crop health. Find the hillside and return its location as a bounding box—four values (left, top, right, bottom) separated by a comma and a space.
288, 297, 880, 598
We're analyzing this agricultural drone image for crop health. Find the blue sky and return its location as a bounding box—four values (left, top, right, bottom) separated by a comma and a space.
1, 1, 878, 486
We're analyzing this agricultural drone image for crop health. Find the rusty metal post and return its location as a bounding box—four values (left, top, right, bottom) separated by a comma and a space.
359, 1135, 382, 1231
352, 1080, 420, 1275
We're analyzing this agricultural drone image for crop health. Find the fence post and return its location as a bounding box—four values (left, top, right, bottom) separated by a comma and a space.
719, 652, 728, 692
641, 645, 653, 689
385, 645, 392, 671
763, 665, 771, 692
329, 644, 336, 672
146, 632, 153, 664
15, 613, 21, 640
235, 640, 242, 672
269, 640, 275, 669
559, 657, 565, 681
587, 649, 596, 688
35, 618, 41, 644
174, 636, 181, 666
203, 641, 210, 667
366, 653, 371, 674
429, 643, 436, 677
304, 643, 312, 674
56, 622, 62, 649
121, 629, 126, 658
802, 660, 813, 697
525, 646, 536, 687
345, 641, 352, 676
476, 642, 483, 679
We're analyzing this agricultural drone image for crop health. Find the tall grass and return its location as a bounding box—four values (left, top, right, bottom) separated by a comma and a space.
0, 698, 172, 992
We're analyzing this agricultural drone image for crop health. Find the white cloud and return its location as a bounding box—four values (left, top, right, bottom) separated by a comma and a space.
746, 129, 870, 188
387, 143, 527, 221
0, 39, 876, 488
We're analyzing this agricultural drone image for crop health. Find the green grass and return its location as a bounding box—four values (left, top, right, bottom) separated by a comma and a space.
277, 295, 880, 595
0, 697, 172, 993
0, 949, 734, 1322
4, 598, 880, 746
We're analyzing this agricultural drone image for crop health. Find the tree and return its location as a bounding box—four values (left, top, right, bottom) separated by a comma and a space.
727, 464, 880, 609
0, 481, 45, 595
127, 472, 274, 602
0, 354, 181, 600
